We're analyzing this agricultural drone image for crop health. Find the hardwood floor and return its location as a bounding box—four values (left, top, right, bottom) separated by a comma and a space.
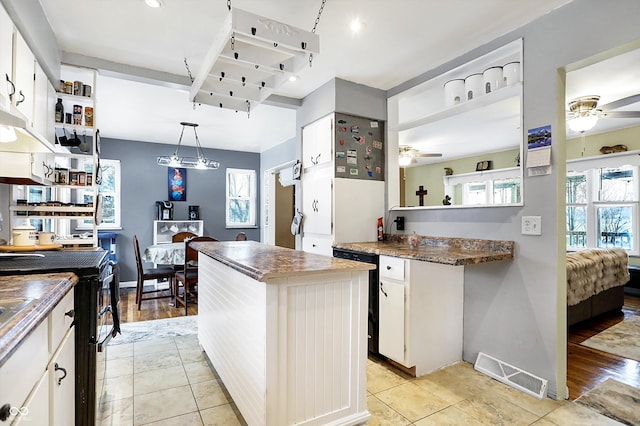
118, 286, 640, 400
119, 286, 198, 323
567, 293, 640, 400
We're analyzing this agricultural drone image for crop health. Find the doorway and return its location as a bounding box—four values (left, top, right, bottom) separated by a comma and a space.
264, 161, 297, 249
274, 172, 295, 249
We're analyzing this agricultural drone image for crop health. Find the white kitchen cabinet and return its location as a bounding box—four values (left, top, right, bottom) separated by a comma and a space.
1, 288, 75, 424
11, 32, 35, 124
50, 330, 75, 426
377, 255, 464, 375
33, 62, 54, 142
301, 169, 332, 235
0, 2, 14, 109
0, 318, 48, 424
379, 278, 406, 362
302, 113, 332, 170
300, 113, 385, 256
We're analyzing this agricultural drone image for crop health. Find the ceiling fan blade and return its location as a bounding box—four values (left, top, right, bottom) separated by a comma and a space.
599, 93, 640, 111
415, 153, 443, 157
601, 111, 640, 118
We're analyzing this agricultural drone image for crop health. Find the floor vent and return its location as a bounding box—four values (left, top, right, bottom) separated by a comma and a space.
474, 352, 548, 400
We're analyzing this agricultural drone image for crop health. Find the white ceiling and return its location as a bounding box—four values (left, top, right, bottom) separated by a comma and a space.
38, 0, 577, 152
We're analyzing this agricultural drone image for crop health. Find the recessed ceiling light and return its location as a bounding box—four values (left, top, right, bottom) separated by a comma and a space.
350, 18, 363, 34
145, 0, 164, 8
288, 75, 299, 82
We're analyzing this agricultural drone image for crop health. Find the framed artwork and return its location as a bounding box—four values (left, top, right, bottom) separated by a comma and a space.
168, 167, 187, 201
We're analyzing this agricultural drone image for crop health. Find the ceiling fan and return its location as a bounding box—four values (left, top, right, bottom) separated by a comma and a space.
398, 145, 442, 166
567, 94, 640, 132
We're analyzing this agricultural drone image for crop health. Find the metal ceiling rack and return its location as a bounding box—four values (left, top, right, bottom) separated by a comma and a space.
189, 8, 320, 114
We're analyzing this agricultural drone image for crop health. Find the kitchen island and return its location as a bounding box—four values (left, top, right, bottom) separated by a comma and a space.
191, 241, 374, 426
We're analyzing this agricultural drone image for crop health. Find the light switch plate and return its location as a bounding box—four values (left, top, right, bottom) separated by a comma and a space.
522, 216, 542, 235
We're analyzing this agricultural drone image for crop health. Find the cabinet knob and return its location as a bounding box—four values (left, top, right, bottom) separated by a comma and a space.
0, 403, 10, 421
65, 309, 75, 318
386, 265, 391, 270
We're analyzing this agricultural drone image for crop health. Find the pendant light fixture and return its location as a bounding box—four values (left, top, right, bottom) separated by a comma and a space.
157, 122, 220, 170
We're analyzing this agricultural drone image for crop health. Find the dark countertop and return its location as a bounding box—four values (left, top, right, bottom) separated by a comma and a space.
334, 234, 515, 266
0, 272, 77, 367
192, 241, 375, 282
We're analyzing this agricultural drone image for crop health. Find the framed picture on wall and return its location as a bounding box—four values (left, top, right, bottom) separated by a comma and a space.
168, 167, 187, 201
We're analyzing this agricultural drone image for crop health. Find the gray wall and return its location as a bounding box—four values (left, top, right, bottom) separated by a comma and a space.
101, 138, 260, 282
385, 0, 640, 399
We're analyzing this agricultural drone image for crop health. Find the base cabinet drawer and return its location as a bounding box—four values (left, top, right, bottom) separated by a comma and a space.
302, 236, 333, 256
380, 255, 405, 281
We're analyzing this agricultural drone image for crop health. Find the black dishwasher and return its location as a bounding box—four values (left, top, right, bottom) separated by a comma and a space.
333, 248, 379, 356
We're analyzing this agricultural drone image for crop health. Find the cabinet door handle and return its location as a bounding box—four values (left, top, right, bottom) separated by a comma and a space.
380, 282, 388, 298
15, 90, 25, 106
5, 74, 15, 100
315, 153, 321, 164
310, 155, 317, 165
65, 309, 75, 318
54, 363, 68, 385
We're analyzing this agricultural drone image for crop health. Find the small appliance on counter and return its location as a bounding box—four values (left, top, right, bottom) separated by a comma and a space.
155, 201, 174, 220
188, 205, 200, 220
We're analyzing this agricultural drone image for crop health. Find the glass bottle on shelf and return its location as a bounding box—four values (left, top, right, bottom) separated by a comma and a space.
55, 98, 64, 123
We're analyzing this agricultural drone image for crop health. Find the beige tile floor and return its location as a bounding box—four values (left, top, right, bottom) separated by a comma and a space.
98, 335, 622, 425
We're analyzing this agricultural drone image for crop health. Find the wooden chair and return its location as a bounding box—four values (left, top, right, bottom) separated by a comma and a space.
174, 236, 218, 315
172, 231, 197, 242
133, 235, 176, 310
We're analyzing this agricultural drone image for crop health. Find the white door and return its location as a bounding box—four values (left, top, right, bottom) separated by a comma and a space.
302, 114, 333, 170
0, 3, 13, 108
378, 279, 406, 363
301, 171, 332, 235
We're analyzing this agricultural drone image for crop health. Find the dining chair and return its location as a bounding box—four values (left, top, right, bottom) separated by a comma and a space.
235, 232, 247, 241
133, 235, 176, 310
174, 236, 218, 315
172, 231, 197, 242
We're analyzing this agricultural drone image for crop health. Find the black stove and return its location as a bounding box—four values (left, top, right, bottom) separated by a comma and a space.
0, 249, 118, 426
0, 250, 107, 276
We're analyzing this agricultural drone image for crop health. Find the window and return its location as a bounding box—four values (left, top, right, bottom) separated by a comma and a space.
566, 165, 638, 254
226, 168, 257, 228
79, 159, 121, 230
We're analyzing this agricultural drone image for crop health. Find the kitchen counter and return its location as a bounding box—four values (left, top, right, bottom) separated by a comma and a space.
0, 272, 77, 367
192, 240, 375, 281
334, 234, 515, 265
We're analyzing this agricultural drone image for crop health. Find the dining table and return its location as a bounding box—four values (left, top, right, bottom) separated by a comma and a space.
144, 242, 186, 265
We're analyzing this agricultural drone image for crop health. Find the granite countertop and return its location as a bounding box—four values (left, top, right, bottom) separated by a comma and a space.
192, 241, 375, 282
334, 234, 515, 266
0, 272, 77, 367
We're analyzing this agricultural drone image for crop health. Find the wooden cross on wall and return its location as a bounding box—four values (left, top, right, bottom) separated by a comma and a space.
416, 185, 428, 206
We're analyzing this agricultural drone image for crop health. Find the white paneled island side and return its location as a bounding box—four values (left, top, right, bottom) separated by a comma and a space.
191, 241, 374, 426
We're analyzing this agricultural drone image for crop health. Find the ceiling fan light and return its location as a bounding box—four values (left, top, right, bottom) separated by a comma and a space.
568, 115, 599, 133
398, 155, 412, 167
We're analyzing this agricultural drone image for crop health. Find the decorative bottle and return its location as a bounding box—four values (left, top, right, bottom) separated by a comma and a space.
377, 217, 384, 241
55, 98, 64, 123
